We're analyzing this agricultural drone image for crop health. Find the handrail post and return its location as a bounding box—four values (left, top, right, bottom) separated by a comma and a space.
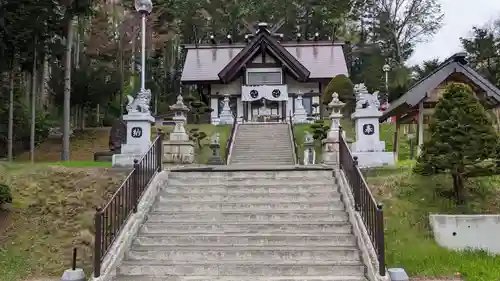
376, 203, 386, 276
156, 129, 165, 171
132, 159, 139, 212
353, 156, 361, 211
93, 208, 103, 277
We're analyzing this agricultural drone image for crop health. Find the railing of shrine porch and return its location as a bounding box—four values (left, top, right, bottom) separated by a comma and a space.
338, 127, 386, 276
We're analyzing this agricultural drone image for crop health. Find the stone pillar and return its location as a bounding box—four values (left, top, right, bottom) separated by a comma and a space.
210, 97, 220, 125
219, 94, 234, 124
293, 91, 308, 124
322, 92, 344, 166
303, 132, 316, 165
163, 95, 195, 164
350, 83, 394, 167
112, 89, 155, 167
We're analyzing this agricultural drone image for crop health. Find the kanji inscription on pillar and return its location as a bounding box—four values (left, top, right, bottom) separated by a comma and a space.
362, 124, 375, 135
131, 127, 143, 138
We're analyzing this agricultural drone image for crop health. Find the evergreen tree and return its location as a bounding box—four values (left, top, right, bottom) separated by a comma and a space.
323, 74, 354, 104
414, 83, 499, 204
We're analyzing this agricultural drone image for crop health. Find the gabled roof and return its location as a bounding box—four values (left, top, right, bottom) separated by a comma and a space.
217, 30, 310, 83
381, 53, 500, 121
180, 43, 348, 83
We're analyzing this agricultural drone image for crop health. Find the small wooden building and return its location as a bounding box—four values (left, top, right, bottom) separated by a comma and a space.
380, 52, 500, 160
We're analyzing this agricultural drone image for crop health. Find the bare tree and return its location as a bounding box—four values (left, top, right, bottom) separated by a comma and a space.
372, 0, 444, 63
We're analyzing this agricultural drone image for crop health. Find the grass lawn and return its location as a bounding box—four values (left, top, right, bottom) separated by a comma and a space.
14, 124, 231, 165
364, 163, 500, 281
0, 163, 129, 281
293, 119, 413, 163
16, 129, 110, 162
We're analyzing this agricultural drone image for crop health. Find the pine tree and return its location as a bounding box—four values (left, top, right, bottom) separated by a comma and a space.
414, 82, 500, 204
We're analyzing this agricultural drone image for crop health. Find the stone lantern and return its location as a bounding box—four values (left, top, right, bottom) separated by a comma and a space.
163, 95, 195, 164
322, 92, 345, 165
207, 132, 224, 165
169, 94, 190, 141
326, 92, 345, 139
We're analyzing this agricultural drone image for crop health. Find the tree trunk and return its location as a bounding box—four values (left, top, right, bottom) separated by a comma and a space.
62, 16, 75, 161
7, 69, 14, 161
41, 54, 50, 108
30, 39, 37, 163
452, 172, 465, 205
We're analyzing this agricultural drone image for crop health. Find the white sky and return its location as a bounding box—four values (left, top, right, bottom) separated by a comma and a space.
408, 0, 500, 65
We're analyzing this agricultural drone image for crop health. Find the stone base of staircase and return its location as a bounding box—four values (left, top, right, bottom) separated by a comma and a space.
111, 165, 371, 281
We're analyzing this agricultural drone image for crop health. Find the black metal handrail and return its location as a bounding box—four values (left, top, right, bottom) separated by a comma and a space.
338, 127, 385, 276
93, 130, 165, 277
289, 114, 299, 164
225, 117, 238, 164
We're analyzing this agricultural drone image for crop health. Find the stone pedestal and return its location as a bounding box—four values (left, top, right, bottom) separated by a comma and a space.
293, 92, 308, 123
219, 96, 234, 124
163, 95, 195, 164
112, 113, 155, 167
350, 84, 394, 168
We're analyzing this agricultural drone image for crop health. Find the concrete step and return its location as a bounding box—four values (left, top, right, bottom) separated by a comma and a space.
233, 139, 291, 143
146, 211, 349, 223
165, 179, 332, 186
139, 222, 353, 235
162, 185, 335, 194
157, 192, 341, 202
113, 275, 367, 281
230, 160, 295, 164
231, 152, 292, 156
230, 150, 292, 155
167, 170, 332, 179
133, 233, 356, 247
233, 140, 291, 143
228, 159, 295, 162
125, 246, 361, 262
117, 261, 365, 276
152, 202, 345, 212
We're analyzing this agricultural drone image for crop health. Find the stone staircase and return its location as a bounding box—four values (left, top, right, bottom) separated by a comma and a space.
114, 167, 368, 281
229, 123, 295, 165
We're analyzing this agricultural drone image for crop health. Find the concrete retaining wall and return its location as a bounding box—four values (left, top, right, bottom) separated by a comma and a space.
429, 214, 500, 254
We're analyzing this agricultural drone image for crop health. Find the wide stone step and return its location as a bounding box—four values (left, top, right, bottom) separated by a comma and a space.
113, 275, 367, 281
230, 151, 292, 155
146, 211, 349, 223
157, 192, 341, 202
230, 158, 294, 162
134, 233, 355, 247
126, 246, 361, 262
233, 141, 291, 145
230, 160, 295, 165
167, 170, 332, 179
236, 132, 289, 136
162, 185, 335, 194
165, 179, 331, 186
139, 222, 353, 235
230, 155, 292, 159
151, 202, 344, 212
117, 261, 365, 276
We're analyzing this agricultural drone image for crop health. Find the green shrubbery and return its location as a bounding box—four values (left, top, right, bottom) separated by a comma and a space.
0, 183, 12, 206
